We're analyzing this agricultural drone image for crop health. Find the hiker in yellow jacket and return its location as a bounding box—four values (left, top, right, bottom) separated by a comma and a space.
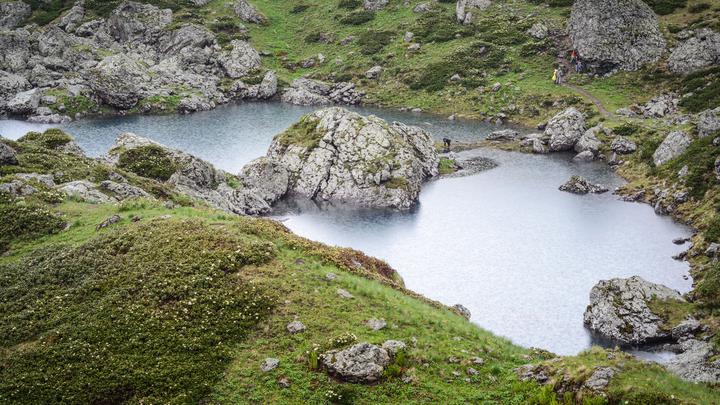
552, 68, 559, 85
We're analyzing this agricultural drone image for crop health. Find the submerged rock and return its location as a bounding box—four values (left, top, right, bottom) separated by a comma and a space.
248, 107, 439, 210
322, 343, 391, 383
569, 0, 665, 72
559, 176, 608, 195
583, 276, 685, 345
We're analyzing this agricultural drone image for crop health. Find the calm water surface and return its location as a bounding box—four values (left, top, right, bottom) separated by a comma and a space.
0, 102, 692, 356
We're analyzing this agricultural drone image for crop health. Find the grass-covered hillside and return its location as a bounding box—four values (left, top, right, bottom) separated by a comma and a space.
1, 130, 719, 404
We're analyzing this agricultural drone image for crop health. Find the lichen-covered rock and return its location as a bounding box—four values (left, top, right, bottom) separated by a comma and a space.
6, 88, 40, 115
653, 131, 692, 166
0, 71, 30, 105
322, 343, 391, 383
559, 176, 608, 194
89, 54, 149, 109
456, 0, 491, 25
611, 138, 637, 155
245, 70, 278, 99
544, 108, 586, 152
0, 142, 19, 166
568, 0, 665, 72
258, 107, 439, 210
218, 40, 261, 79
574, 128, 602, 155
527, 22, 548, 40
583, 276, 685, 345
487, 129, 519, 141
233, 0, 265, 24
668, 29, 720, 75
0, 1, 31, 30
364, 0, 389, 11
238, 157, 289, 206
639, 94, 679, 118
281, 79, 363, 106
99, 180, 151, 200
453, 304, 471, 320
57, 180, 116, 203
106, 1, 173, 44
666, 339, 720, 384
696, 107, 720, 138
57, 1, 85, 32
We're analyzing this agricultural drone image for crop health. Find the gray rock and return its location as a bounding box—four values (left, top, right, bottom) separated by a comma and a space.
696, 107, 720, 138
238, 156, 289, 206
573, 150, 595, 162
583, 276, 685, 345
640, 94, 678, 118
559, 176, 608, 194
99, 180, 151, 200
107, 1, 173, 44
260, 108, 438, 210
364, 0, 389, 11
706, 243, 720, 257
666, 339, 720, 383
89, 54, 149, 109
57, 1, 85, 32
0, 1, 31, 30
653, 131, 692, 166
531, 139, 547, 154
545, 108, 586, 152
583, 367, 617, 392
322, 343, 390, 383
233, 0, 265, 24
261, 358, 280, 372
671, 318, 704, 340
486, 129, 519, 141
381, 340, 406, 356
716, 156, 720, 181
337, 288, 354, 299
15, 173, 55, 187
404, 31, 414, 42
569, 0, 665, 72
574, 127, 602, 155
611, 138, 637, 155
177, 95, 214, 115
58, 180, 116, 203
27, 114, 72, 124
0, 142, 18, 166
413, 2, 433, 13
219, 40, 261, 79
365, 318, 387, 331
0, 71, 30, 104
527, 22, 548, 39
286, 320, 306, 334
96, 214, 122, 231
281, 78, 332, 106
456, 0, 491, 25
453, 304, 471, 320
669, 29, 720, 75
6, 88, 40, 115
246, 70, 278, 99
0, 179, 37, 197
365, 65, 383, 79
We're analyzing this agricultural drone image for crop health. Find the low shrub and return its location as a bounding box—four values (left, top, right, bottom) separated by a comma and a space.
340, 10, 375, 25
413, 11, 474, 43
18, 128, 73, 149
117, 145, 179, 181
678, 66, 720, 113
663, 135, 719, 200
0, 203, 65, 252
291, 4, 310, 13
358, 30, 394, 55
338, 0, 361, 9
644, 0, 688, 15
613, 122, 640, 137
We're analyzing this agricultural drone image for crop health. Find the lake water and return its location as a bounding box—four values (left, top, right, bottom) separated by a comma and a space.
0, 102, 692, 356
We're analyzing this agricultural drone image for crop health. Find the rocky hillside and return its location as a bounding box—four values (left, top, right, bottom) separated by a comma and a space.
2, 129, 719, 404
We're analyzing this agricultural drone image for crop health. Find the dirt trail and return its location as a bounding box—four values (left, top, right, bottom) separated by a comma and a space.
556, 57, 613, 118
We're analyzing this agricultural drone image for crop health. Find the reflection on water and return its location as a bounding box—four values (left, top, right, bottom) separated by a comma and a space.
0, 102, 692, 355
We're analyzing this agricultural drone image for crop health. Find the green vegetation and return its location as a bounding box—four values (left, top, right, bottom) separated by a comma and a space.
275, 116, 323, 149
384, 176, 408, 190
117, 144, 179, 181
661, 135, 720, 200
18, 128, 73, 149
678, 66, 720, 113
0, 204, 65, 253
438, 157, 458, 175
644, 0, 688, 15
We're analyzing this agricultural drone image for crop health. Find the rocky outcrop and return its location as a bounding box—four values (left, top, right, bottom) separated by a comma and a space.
668, 29, 720, 75
666, 339, 720, 383
218, 40, 261, 79
364, 0, 389, 11
107, 1, 173, 44
653, 131, 692, 166
321, 342, 391, 383
611, 138, 637, 155
242, 108, 439, 210
544, 108, 586, 152
233, 0, 265, 24
58, 180, 116, 203
697, 107, 720, 138
105, 133, 270, 215
456, 0, 491, 25
0, 1, 31, 30
281, 78, 363, 106
0, 141, 19, 166
574, 127, 602, 156
89, 54, 149, 109
583, 276, 685, 345
559, 176, 608, 195
527, 22, 548, 40
568, 0, 665, 73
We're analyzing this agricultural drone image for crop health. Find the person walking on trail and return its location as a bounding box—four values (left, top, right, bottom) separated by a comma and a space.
575, 59, 583, 73
570, 50, 577, 65
552, 68, 560, 85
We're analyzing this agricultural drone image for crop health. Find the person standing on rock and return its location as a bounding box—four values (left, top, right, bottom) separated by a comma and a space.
443, 137, 452, 152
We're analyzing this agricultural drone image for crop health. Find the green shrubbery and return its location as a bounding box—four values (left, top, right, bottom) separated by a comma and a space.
413, 11, 474, 43
0, 203, 65, 252
118, 145, 179, 181
339, 10, 375, 25
613, 123, 640, 137
0, 220, 277, 403
679, 66, 720, 113
644, 0, 688, 15
357, 30, 394, 55
663, 135, 719, 200
276, 116, 323, 148
18, 128, 73, 149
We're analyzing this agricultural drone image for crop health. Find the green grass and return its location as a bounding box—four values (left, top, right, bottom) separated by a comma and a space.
117, 144, 179, 181
275, 115, 323, 149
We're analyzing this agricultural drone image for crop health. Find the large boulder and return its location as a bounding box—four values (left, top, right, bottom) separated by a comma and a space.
611, 138, 637, 155
105, 133, 271, 215
254, 108, 439, 210
584, 276, 685, 345
653, 131, 692, 166
666, 339, 720, 384
696, 107, 720, 138
668, 29, 720, 75
574, 127, 603, 155
57, 180, 116, 203
281, 79, 363, 106
218, 40, 261, 79
57, 1, 85, 32
544, 108, 586, 152
559, 176, 608, 195
6, 88, 39, 115
0, 141, 18, 166
321, 343, 391, 383
456, 0, 491, 25
0, 29, 32, 72
106, 1, 173, 44
568, 0, 665, 72
0, 1, 31, 30
364, 0, 389, 11
88, 54, 150, 109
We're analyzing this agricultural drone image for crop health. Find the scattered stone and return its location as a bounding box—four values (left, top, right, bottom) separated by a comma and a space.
653, 131, 692, 166
453, 304, 471, 320
99, 180, 151, 200
364, 0, 389, 11
337, 289, 354, 299
492, 82, 502, 92
559, 176, 608, 195
286, 321, 306, 334
569, 0, 665, 72
467, 367, 479, 376
456, 0, 491, 25
666, 339, 720, 383
706, 243, 720, 257
404, 31, 414, 42
15, 173, 55, 187
583, 276, 685, 345
325, 273, 337, 281
611, 138, 637, 155
96, 214, 122, 231
365, 318, 387, 331
673, 237, 690, 245
381, 340, 406, 356
261, 358, 279, 372
0, 142, 19, 166
322, 343, 390, 383
233, 0, 265, 24
671, 318, 705, 340
408, 43, 421, 52
471, 357, 485, 365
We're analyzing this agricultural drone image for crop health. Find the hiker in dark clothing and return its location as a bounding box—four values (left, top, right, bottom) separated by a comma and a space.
570, 50, 578, 65
443, 138, 452, 151
575, 59, 583, 73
